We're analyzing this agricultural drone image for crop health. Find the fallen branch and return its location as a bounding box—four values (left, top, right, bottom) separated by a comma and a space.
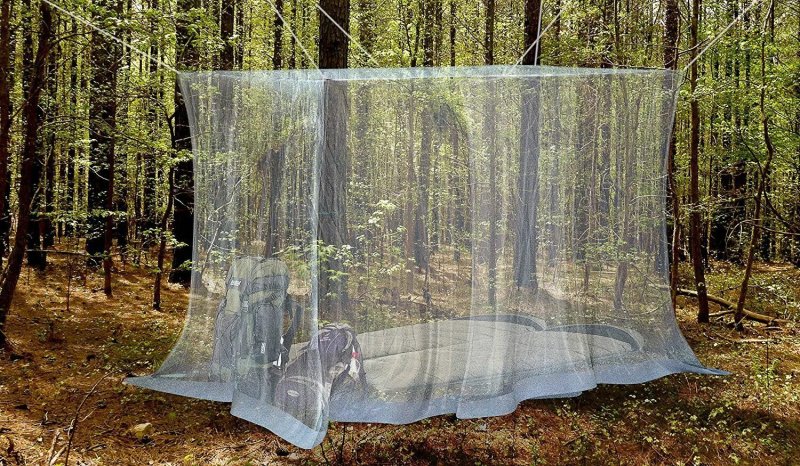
676, 288, 790, 325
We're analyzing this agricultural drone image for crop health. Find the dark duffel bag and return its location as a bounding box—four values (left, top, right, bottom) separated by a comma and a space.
273, 323, 367, 426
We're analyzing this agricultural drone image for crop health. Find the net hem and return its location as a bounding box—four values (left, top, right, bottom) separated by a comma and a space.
126, 358, 726, 448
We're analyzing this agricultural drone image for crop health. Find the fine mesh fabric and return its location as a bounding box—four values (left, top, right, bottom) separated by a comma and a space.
125, 66, 725, 449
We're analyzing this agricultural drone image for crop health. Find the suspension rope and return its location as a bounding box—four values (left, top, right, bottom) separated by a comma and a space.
315, 2, 382, 68
265, 0, 323, 74
508, 8, 563, 71
533, 0, 544, 64
40, 0, 180, 73
681, 0, 768, 74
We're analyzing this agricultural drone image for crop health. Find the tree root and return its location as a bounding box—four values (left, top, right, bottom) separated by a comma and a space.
675, 288, 791, 325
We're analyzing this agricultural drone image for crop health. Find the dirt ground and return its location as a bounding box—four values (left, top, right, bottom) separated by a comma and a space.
1, 254, 799, 465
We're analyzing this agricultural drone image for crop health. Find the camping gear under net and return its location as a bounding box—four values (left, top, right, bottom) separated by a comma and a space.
125, 65, 724, 449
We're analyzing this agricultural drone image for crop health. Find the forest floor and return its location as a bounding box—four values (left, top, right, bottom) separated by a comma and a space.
1, 253, 799, 465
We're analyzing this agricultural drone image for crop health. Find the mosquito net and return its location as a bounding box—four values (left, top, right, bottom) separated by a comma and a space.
125, 65, 724, 448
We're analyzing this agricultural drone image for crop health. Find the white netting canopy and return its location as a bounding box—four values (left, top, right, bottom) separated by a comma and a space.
126, 65, 723, 448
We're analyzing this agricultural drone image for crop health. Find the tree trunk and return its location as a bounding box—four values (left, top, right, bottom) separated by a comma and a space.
62, 18, 79, 239
689, 0, 710, 322
21, 0, 46, 271
86, 0, 121, 297
289, 0, 297, 68
663, 0, 680, 307
169, 0, 200, 286
513, 0, 542, 290
483, 0, 499, 306
412, 0, 436, 273
220, 0, 236, 70
42, 11, 58, 254
153, 167, 175, 310
0, 2, 51, 350
735, 9, 776, 327
271, 0, 283, 69
404, 92, 417, 292
794, 8, 800, 267
262, 0, 286, 258
317, 0, 350, 320
141, 0, 160, 246
448, 0, 457, 66
0, 0, 14, 267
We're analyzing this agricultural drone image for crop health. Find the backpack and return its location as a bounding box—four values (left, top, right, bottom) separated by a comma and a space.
273, 323, 367, 426
210, 256, 302, 395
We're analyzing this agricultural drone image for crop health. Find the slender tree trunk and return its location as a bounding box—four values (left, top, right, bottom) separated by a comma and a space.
235, 0, 244, 66
689, 0, 710, 322
663, 0, 680, 308
483, 0, 499, 306
404, 91, 417, 292
0, 0, 14, 267
271, 0, 283, 69
220, 0, 236, 70
264, 0, 286, 257
793, 7, 800, 267
0, 2, 51, 350
613, 81, 637, 310
413, 0, 436, 273
21, 0, 46, 271
169, 0, 200, 285
42, 12, 58, 254
153, 167, 175, 310
735, 7, 775, 327
86, 0, 121, 297
141, 0, 160, 245
115, 0, 131, 264
317, 0, 350, 320
289, 0, 297, 68
63, 18, 78, 238
546, 0, 561, 268
449, 0, 456, 66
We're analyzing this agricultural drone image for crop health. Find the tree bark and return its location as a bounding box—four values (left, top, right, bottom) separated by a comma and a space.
689, 0, 710, 323
153, 167, 174, 310
412, 0, 436, 272
663, 0, 680, 308
0, 0, 14, 267
140, 0, 160, 245
21, 0, 46, 271
272, 0, 283, 69
793, 6, 800, 267
220, 0, 236, 70
169, 0, 200, 286
317, 0, 350, 320
0, 2, 51, 350
513, 0, 542, 291
263, 0, 287, 258
86, 0, 121, 297
735, 10, 776, 327
483, 0, 499, 306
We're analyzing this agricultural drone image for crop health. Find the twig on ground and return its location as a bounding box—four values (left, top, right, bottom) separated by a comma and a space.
714, 333, 774, 344
46, 428, 61, 462
63, 373, 109, 466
